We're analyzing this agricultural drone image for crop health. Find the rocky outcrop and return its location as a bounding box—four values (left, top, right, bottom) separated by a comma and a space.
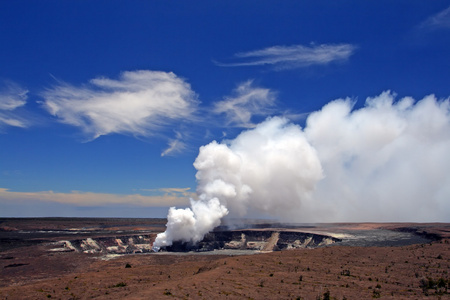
49, 235, 152, 254
48, 230, 340, 254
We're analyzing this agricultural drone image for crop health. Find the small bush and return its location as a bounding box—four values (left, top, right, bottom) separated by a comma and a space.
163, 289, 172, 296
420, 277, 449, 295
112, 282, 127, 288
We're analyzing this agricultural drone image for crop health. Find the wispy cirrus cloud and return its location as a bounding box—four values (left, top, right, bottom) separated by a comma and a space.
213, 80, 277, 128
41, 70, 199, 141
419, 5, 450, 30
215, 43, 357, 70
0, 81, 29, 129
161, 131, 187, 157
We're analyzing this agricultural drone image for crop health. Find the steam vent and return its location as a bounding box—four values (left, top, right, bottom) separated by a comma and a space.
164, 229, 340, 252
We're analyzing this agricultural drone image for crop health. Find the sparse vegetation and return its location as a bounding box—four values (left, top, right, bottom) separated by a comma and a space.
163, 289, 172, 295
111, 282, 127, 288
320, 290, 330, 300
420, 277, 449, 295
372, 289, 381, 298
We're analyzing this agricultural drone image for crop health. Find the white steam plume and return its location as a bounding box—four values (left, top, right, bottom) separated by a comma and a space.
153, 116, 323, 248
306, 91, 450, 221
154, 91, 450, 249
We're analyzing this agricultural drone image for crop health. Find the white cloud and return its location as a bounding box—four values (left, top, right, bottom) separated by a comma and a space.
141, 187, 195, 198
216, 43, 357, 70
161, 137, 186, 157
213, 80, 276, 127
0, 187, 192, 207
419, 5, 450, 30
0, 81, 29, 129
305, 91, 450, 221
41, 70, 199, 140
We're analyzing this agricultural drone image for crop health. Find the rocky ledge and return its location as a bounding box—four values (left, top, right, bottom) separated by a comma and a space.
49, 235, 153, 254
164, 230, 340, 252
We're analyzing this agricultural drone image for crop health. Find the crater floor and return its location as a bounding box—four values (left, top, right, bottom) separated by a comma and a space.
1, 218, 449, 299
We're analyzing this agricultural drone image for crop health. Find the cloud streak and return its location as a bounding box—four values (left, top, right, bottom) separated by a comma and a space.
0, 81, 29, 129
41, 70, 199, 141
216, 43, 357, 70
213, 80, 277, 128
160, 131, 188, 157
0, 187, 192, 207
419, 5, 450, 30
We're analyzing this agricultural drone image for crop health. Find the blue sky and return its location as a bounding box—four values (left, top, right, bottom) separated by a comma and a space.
1, 1, 450, 219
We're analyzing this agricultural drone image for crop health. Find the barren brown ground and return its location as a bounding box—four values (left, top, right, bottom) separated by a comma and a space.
0, 220, 449, 299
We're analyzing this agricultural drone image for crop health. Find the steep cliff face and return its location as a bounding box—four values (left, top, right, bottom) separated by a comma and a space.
165, 230, 340, 252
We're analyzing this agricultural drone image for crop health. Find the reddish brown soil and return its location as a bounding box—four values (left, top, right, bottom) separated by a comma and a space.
0, 221, 449, 299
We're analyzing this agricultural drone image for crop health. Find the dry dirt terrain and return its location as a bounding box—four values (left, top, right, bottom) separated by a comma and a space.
0, 219, 449, 299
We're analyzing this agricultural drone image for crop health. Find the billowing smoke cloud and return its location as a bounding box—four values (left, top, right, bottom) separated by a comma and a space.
154, 91, 450, 249
306, 91, 450, 222
153, 116, 323, 248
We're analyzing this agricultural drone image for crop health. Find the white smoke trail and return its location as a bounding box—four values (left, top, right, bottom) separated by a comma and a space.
153, 91, 450, 249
